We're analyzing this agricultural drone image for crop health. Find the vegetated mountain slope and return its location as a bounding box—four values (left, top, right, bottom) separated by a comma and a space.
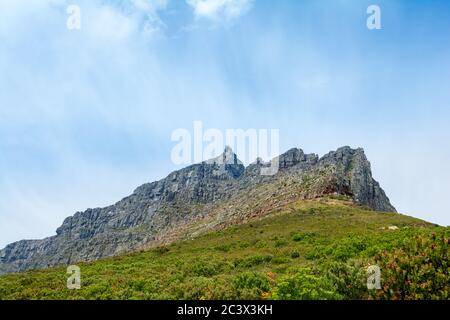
0, 198, 447, 300
0, 146, 396, 274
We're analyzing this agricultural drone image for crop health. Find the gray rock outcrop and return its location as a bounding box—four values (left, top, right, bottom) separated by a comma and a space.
0, 146, 396, 275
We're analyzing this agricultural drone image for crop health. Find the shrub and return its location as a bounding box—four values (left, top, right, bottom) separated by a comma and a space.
85, 282, 114, 300
237, 254, 273, 268
304, 249, 324, 260
328, 237, 367, 261
370, 232, 449, 300
232, 272, 271, 299
322, 260, 368, 299
292, 232, 315, 242
271, 268, 341, 300
181, 277, 222, 300
190, 260, 223, 277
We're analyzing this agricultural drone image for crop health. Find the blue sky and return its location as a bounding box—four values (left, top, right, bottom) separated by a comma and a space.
1, 0, 449, 248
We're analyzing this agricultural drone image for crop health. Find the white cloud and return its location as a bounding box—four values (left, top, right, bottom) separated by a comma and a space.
100, 0, 170, 37
0, 0, 240, 248
186, 0, 253, 21
90, 6, 138, 41
132, 0, 169, 12
0, 0, 170, 41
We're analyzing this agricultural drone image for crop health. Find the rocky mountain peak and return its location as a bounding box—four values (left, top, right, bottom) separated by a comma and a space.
278, 148, 319, 169
204, 146, 241, 165
204, 146, 245, 178
0, 146, 396, 275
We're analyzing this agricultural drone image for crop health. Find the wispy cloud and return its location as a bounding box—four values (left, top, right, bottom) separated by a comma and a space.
1, 0, 450, 250
0, 0, 240, 248
186, 0, 253, 21
87, 0, 170, 39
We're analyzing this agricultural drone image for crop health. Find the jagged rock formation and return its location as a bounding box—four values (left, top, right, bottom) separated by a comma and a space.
0, 146, 395, 275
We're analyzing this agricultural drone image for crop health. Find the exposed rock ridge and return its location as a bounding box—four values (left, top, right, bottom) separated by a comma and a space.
0, 146, 395, 274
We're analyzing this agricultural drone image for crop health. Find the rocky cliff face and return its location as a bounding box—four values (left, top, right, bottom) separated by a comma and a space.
0, 146, 395, 274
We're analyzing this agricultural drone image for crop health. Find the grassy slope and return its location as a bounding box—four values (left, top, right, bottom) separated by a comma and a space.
0, 197, 445, 300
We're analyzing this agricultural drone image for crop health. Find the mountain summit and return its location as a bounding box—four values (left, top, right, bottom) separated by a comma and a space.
0, 146, 395, 274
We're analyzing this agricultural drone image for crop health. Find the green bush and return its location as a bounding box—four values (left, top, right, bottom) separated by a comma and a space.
232, 272, 271, 299
327, 237, 367, 261
215, 244, 232, 252
180, 277, 221, 300
322, 261, 367, 299
292, 232, 315, 242
304, 249, 324, 260
190, 260, 223, 277
370, 232, 450, 300
236, 254, 273, 268
85, 282, 114, 300
271, 268, 341, 300
290, 250, 300, 259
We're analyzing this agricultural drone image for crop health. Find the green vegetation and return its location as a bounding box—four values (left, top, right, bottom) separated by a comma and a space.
370, 232, 449, 300
0, 199, 448, 300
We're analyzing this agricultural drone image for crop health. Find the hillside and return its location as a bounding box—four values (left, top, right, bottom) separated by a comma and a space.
1, 198, 448, 300
0, 146, 396, 274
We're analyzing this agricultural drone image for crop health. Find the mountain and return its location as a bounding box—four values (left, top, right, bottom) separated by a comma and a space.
0, 146, 396, 275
